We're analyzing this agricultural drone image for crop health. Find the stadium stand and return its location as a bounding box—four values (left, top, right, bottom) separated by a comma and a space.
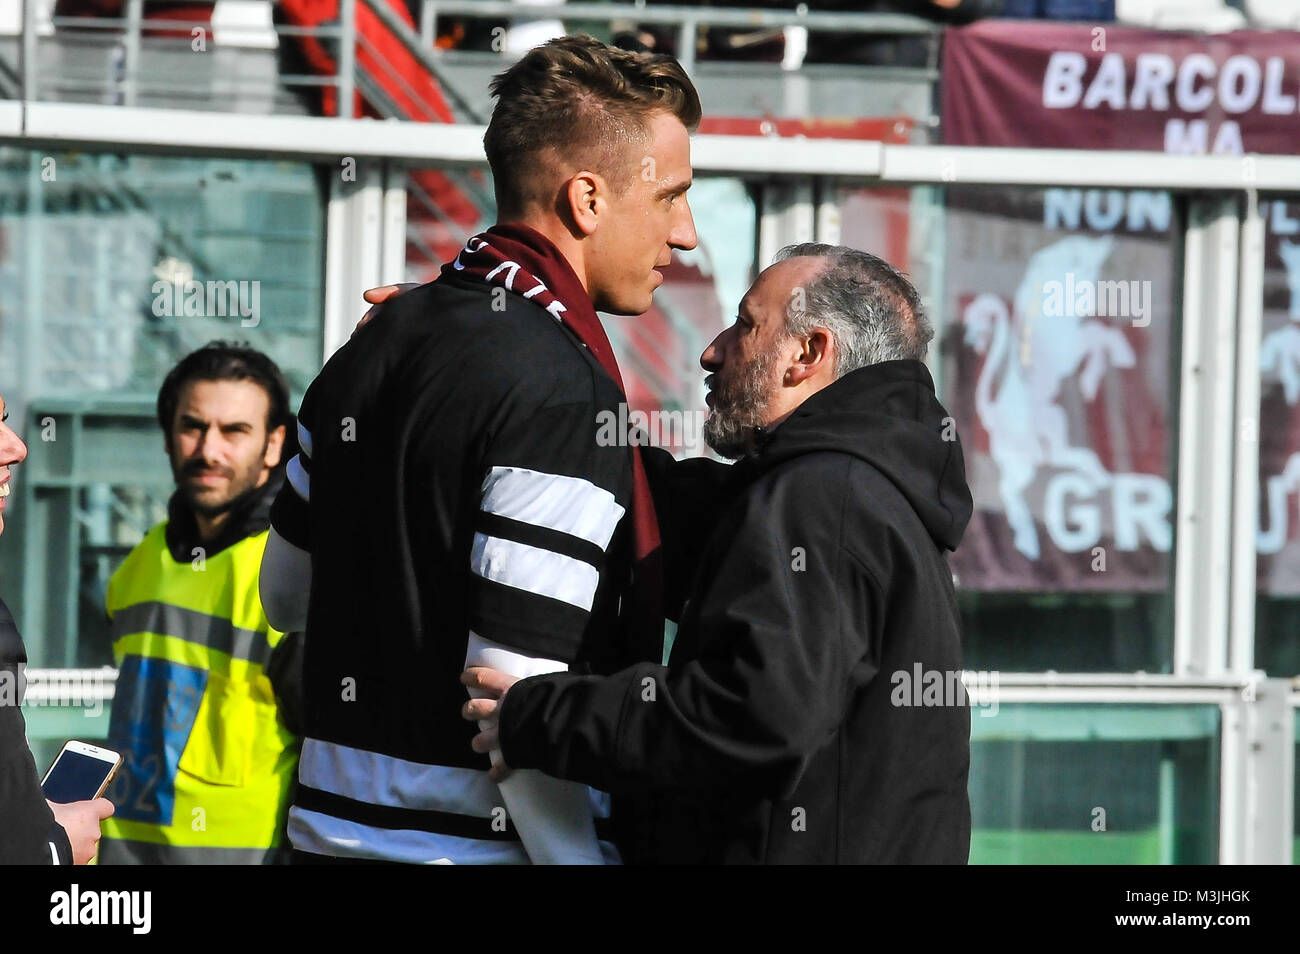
1244, 0, 1300, 29
1116, 0, 1247, 30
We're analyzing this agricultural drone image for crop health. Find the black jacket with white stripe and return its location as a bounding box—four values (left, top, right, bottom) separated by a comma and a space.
270, 274, 639, 858
499, 360, 974, 864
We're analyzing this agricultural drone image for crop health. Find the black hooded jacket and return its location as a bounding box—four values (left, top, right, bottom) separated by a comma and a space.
499, 359, 973, 864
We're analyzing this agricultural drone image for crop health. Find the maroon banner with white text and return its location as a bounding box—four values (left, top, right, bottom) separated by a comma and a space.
943, 23, 1300, 156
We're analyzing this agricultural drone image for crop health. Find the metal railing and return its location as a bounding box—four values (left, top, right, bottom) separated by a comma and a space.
21, 0, 351, 112
12, 0, 943, 110
14, 0, 500, 256
418, 1, 940, 75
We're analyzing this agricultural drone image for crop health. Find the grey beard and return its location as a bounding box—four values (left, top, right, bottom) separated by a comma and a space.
703, 349, 776, 460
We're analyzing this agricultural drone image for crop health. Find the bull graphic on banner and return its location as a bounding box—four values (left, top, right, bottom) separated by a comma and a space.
963, 236, 1144, 561
956, 232, 1170, 580
954, 223, 1300, 591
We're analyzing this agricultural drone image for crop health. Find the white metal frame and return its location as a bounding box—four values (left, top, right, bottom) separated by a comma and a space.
10, 107, 1300, 189
1174, 198, 1240, 678
1229, 192, 1266, 676
757, 181, 815, 270
322, 160, 409, 358
1218, 677, 1294, 864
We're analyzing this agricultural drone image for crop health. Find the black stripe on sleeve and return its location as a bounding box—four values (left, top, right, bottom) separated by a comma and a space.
270, 482, 311, 552
475, 512, 607, 568
467, 576, 593, 662
294, 785, 616, 843
295, 784, 521, 841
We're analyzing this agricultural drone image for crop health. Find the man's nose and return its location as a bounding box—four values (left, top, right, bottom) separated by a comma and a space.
0, 426, 28, 467
194, 426, 222, 460
672, 198, 699, 252
700, 333, 724, 372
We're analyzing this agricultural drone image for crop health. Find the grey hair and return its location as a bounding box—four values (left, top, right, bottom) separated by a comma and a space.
774, 243, 933, 378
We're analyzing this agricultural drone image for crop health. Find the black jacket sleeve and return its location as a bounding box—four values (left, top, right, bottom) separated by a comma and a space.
1, 687, 71, 865
1, 598, 72, 865
269, 389, 315, 554
459, 391, 633, 664
498, 459, 883, 799
265, 631, 305, 737
1, 600, 72, 868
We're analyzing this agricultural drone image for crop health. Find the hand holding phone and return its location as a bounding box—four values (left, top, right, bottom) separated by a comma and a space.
41, 742, 121, 865
42, 740, 122, 803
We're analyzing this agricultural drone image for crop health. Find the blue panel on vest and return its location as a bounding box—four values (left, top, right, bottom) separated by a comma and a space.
106, 655, 207, 825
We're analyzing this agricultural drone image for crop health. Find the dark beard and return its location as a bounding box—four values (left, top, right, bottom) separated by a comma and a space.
171, 437, 269, 519
182, 477, 263, 520
703, 348, 777, 460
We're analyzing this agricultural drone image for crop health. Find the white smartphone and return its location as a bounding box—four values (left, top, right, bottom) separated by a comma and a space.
41, 740, 122, 803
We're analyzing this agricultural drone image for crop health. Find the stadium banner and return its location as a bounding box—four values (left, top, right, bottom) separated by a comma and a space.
941, 22, 1300, 593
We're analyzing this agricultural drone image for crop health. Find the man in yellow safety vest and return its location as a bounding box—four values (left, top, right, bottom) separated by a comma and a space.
99, 342, 302, 864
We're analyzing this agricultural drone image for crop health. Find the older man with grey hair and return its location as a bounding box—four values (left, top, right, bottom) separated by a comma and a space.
463, 244, 974, 865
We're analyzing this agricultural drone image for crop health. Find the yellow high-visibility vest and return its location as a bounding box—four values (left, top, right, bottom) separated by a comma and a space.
99, 523, 298, 864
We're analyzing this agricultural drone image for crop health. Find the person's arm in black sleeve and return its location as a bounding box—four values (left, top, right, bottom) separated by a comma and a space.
261, 398, 314, 636
1, 596, 73, 864
261, 400, 315, 735
457, 384, 634, 863
464, 393, 631, 660
497, 468, 880, 799
0, 699, 72, 864
48, 816, 73, 864
640, 446, 734, 620
264, 631, 304, 737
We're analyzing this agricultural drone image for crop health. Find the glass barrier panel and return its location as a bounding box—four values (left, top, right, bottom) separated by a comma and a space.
970, 703, 1220, 864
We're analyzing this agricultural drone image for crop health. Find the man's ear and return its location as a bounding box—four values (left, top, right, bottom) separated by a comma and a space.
564, 172, 602, 238
264, 424, 286, 470
786, 328, 834, 386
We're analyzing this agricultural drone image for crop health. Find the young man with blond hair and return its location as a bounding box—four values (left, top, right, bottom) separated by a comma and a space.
260, 34, 699, 864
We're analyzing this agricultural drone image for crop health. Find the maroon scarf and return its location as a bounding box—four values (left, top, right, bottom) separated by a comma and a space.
441, 223, 664, 657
